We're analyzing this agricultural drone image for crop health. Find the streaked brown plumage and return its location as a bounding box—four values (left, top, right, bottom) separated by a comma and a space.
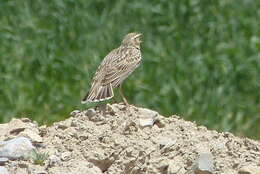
81, 32, 142, 104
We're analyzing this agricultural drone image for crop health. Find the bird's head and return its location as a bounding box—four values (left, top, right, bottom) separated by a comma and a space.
122, 32, 142, 48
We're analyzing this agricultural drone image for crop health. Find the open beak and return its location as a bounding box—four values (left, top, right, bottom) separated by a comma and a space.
136, 33, 142, 39
136, 33, 142, 42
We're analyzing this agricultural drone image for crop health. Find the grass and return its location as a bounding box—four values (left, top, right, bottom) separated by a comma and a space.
0, 0, 259, 139
30, 149, 49, 166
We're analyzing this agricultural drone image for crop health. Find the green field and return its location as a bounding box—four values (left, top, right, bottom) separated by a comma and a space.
0, 0, 259, 139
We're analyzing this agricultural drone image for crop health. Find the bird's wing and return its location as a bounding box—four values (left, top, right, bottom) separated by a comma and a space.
101, 47, 141, 87
91, 48, 121, 83
84, 48, 121, 103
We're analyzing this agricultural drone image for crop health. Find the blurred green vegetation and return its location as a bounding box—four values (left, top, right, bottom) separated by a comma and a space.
0, 0, 259, 139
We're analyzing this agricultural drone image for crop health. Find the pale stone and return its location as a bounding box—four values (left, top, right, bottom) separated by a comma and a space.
0, 137, 34, 159
19, 129, 43, 143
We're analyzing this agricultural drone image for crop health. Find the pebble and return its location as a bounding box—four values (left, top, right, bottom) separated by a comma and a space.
138, 108, 158, 127
49, 155, 61, 166
61, 152, 71, 161
8, 119, 27, 133
19, 129, 43, 143
0, 137, 34, 159
158, 138, 176, 152
0, 157, 8, 165
85, 109, 96, 118
194, 152, 214, 174
56, 123, 68, 130
139, 118, 156, 127
70, 110, 81, 117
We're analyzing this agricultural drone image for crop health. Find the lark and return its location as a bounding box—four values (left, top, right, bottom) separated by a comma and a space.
81, 32, 142, 105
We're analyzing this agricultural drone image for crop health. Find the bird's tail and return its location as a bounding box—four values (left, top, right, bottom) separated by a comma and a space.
81, 83, 114, 104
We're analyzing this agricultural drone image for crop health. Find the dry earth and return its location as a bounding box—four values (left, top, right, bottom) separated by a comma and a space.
0, 103, 259, 174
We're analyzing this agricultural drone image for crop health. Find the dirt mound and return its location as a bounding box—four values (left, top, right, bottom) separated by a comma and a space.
1, 104, 259, 174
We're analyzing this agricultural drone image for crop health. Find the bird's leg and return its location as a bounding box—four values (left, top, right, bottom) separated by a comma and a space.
112, 91, 119, 104
119, 84, 129, 106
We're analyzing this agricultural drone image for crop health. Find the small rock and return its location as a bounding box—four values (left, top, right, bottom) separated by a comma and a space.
8, 119, 28, 135
0, 166, 9, 174
138, 108, 158, 127
139, 118, 156, 127
238, 164, 260, 174
138, 108, 158, 118
56, 123, 68, 130
21, 118, 32, 122
19, 129, 43, 143
158, 137, 176, 152
0, 157, 8, 165
194, 152, 214, 174
0, 137, 34, 159
49, 155, 61, 166
61, 152, 71, 161
0, 119, 38, 142
85, 109, 96, 118
70, 110, 81, 117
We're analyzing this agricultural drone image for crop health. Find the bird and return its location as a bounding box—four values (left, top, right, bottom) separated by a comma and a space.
81, 32, 142, 105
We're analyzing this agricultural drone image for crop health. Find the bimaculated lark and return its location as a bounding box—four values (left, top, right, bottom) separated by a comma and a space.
82, 32, 142, 105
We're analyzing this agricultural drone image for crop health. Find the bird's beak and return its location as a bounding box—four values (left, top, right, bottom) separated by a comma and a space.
136, 33, 142, 38
136, 33, 142, 42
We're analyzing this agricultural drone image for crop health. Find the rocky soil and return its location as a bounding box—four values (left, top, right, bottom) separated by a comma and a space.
0, 103, 259, 174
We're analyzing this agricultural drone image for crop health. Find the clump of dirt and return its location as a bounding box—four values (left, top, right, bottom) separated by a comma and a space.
1, 103, 259, 174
